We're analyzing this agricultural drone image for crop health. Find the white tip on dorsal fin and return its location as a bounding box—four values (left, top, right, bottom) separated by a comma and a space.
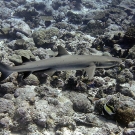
56, 45, 69, 57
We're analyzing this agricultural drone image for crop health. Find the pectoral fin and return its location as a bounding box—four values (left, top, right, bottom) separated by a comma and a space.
44, 69, 56, 76
84, 65, 96, 79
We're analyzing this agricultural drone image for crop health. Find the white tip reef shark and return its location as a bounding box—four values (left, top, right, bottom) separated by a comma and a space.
0, 46, 122, 81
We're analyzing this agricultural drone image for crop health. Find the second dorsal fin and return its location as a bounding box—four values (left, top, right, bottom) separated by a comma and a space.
56, 46, 69, 57
21, 56, 31, 63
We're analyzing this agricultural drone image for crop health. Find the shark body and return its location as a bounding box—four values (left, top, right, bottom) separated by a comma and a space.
0, 46, 122, 81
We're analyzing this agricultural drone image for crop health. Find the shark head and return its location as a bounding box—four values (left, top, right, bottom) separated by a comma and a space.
94, 56, 122, 68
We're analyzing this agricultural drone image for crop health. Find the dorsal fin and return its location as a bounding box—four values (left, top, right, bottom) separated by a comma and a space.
21, 56, 31, 63
56, 46, 69, 57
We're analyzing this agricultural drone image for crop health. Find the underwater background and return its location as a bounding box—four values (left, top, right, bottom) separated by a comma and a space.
0, 0, 135, 134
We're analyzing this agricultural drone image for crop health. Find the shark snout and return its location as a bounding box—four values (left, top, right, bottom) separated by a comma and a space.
95, 57, 122, 68
113, 58, 122, 65
112, 61, 121, 66
108, 58, 122, 68
107, 56, 122, 64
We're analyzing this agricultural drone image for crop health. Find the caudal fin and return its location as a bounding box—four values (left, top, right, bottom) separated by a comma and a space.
0, 62, 13, 82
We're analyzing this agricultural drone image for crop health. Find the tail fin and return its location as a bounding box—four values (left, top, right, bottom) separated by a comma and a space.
0, 62, 13, 82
